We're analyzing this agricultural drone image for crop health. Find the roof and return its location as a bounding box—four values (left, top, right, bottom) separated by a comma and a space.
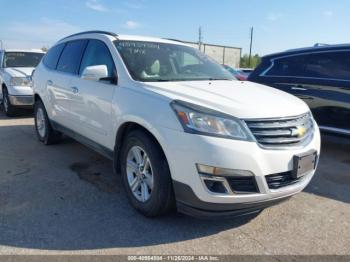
58, 31, 192, 47
263, 43, 350, 59
118, 34, 190, 46
1, 49, 45, 53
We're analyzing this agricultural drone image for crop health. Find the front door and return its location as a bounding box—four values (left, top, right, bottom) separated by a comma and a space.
69, 39, 116, 148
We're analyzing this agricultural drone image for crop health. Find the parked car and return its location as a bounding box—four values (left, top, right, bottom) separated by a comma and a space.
0, 49, 45, 116
248, 44, 350, 136
32, 31, 320, 218
238, 68, 254, 77
222, 65, 247, 81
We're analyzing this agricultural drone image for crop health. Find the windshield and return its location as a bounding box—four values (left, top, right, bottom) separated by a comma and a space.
3, 52, 44, 68
223, 65, 239, 75
114, 40, 235, 82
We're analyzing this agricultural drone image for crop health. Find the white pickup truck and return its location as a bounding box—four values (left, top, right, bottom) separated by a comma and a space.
0, 49, 45, 116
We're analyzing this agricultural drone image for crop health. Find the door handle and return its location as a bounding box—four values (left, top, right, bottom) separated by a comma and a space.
71, 86, 79, 94
47, 80, 53, 86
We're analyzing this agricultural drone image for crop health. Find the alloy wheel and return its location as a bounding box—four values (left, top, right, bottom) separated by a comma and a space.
126, 146, 154, 202
36, 107, 46, 138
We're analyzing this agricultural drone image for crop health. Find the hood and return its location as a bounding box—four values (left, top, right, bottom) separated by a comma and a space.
143, 80, 309, 119
3, 67, 35, 77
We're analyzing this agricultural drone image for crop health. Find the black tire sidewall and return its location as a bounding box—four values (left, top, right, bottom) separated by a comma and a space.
3, 88, 15, 116
120, 130, 173, 216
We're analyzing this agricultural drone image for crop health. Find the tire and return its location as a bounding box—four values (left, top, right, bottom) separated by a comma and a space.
2, 88, 17, 117
120, 130, 175, 217
34, 100, 62, 145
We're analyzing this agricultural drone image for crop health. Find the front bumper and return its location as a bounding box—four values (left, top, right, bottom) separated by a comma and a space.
8, 95, 34, 107
156, 122, 321, 217
174, 180, 291, 218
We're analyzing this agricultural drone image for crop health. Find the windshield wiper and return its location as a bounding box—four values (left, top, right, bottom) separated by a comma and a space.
208, 78, 232, 81
154, 79, 172, 82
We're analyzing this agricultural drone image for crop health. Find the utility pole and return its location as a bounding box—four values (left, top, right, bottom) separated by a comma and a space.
198, 26, 202, 51
248, 27, 254, 67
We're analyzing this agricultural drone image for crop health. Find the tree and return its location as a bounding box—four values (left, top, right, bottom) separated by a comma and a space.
240, 54, 261, 68
41, 46, 48, 52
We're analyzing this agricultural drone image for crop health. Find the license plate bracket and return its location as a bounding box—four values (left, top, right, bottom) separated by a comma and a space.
292, 150, 317, 178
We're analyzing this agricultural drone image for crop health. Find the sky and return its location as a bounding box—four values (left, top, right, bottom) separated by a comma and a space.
0, 0, 350, 56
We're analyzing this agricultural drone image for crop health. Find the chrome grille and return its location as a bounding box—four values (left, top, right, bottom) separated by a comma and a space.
245, 113, 314, 149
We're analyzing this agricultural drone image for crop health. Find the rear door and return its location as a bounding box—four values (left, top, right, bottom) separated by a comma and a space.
69, 39, 116, 148
51, 39, 88, 127
42, 43, 68, 125
299, 51, 350, 131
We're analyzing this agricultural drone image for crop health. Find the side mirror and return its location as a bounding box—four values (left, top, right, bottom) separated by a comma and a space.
81, 65, 108, 82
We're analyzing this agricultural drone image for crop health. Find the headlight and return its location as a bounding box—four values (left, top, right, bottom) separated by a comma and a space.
10, 77, 31, 86
171, 100, 253, 141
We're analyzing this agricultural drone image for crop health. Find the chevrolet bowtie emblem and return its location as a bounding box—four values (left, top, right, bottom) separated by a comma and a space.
291, 126, 306, 137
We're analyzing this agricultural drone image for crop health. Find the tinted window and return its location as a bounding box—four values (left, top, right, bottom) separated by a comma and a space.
266, 51, 350, 80
43, 44, 65, 70
4, 52, 44, 68
266, 55, 306, 77
79, 40, 115, 77
57, 40, 88, 74
303, 52, 350, 80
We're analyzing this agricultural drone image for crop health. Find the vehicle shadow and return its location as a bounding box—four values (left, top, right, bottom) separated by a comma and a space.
0, 123, 257, 251
304, 133, 350, 204
0, 105, 33, 120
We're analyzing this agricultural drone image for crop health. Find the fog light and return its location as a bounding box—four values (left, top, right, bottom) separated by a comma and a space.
203, 179, 228, 194
196, 164, 254, 177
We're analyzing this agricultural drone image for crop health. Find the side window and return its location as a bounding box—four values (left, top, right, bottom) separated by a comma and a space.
175, 51, 201, 67
79, 39, 115, 77
43, 43, 65, 70
265, 51, 350, 80
265, 55, 306, 77
57, 40, 88, 74
303, 52, 350, 80
183, 52, 200, 66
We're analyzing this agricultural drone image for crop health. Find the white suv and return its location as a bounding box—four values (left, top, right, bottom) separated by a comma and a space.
0, 49, 45, 116
32, 31, 321, 218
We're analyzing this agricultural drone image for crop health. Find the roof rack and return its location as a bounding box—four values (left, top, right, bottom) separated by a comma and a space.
286, 44, 331, 52
60, 31, 118, 41
313, 43, 330, 47
163, 38, 186, 43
